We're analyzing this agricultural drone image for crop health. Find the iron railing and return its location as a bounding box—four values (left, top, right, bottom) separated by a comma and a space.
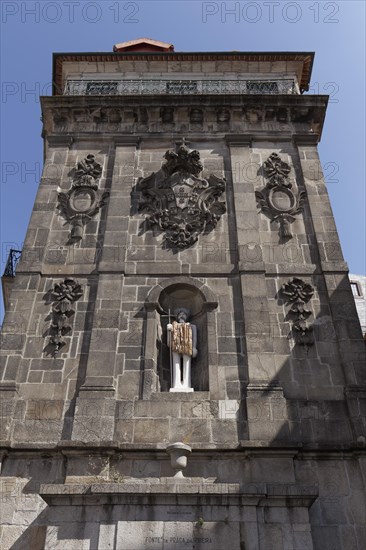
64, 79, 298, 96
3, 249, 22, 277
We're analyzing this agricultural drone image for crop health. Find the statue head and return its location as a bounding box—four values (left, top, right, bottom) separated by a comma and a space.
174, 307, 190, 323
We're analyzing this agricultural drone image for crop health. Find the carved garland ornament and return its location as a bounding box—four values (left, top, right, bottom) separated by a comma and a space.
137, 141, 226, 248
281, 277, 314, 346
57, 154, 109, 241
48, 279, 83, 354
256, 152, 306, 239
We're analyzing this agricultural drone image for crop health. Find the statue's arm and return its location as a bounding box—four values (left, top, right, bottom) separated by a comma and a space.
191, 324, 198, 358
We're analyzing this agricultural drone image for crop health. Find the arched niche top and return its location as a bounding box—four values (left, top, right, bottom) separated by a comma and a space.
145, 276, 218, 317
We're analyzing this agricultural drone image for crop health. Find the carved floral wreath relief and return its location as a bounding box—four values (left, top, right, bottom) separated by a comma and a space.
281, 277, 315, 346
256, 152, 306, 239
47, 278, 83, 355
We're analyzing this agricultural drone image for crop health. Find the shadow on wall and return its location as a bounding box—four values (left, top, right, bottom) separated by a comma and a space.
1, 272, 365, 550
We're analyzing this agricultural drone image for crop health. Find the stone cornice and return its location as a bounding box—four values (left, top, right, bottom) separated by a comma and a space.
41, 94, 328, 146
42, 93, 328, 109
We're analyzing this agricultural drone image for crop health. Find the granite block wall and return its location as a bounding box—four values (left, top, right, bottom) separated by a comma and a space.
0, 91, 365, 549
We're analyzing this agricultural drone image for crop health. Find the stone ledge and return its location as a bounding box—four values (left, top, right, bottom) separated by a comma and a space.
0, 382, 19, 394
345, 386, 366, 399
263, 263, 318, 275
78, 386, 116, 395
320, 261, 349, 273
47, 134, 73, 146
2, 439, 366, 454
39, 481, 318, 508
151, 392, 210, 401
293, 134, 319, 146
225, 135, 252, 146
15, 264, 98, 275
190, 264, 237, 275
241, 440, 300, 446
246, 383, 284, 398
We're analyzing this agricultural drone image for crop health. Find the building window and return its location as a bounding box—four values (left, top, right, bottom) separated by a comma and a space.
350, 282, 361, 297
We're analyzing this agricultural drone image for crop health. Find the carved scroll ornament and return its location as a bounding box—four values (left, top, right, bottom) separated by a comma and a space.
57, 154, 109, 241
137, 141, 226, 248
281, 277, 314, 346
48, 278, 83, 354
256, 152, 306, 239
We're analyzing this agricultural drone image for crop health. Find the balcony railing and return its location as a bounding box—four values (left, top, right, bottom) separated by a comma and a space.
64, 79, 298, 96
3, 249, 22, 277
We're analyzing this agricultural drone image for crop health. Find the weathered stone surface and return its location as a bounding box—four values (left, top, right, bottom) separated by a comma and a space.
1, 45, 365, 550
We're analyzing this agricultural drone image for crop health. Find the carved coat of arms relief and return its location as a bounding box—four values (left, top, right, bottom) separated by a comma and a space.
137, 141, 226, 249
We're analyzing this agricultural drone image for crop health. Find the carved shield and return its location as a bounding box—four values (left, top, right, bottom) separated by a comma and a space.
170, 174, 197, 210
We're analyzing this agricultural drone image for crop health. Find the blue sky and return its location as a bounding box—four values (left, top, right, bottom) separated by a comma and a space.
1, 0, 365, 321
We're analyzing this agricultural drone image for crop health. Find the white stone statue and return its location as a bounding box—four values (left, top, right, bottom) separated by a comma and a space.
167, 308, 197, 392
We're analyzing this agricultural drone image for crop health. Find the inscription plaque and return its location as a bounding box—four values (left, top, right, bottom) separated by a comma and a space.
115, 521, 240, 550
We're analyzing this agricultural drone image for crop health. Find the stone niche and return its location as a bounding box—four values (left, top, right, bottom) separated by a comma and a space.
142, 277, 218, 398
158, 283, 207, 392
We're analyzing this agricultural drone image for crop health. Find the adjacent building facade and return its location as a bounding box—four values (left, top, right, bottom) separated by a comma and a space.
349, 274, 366, 339
1, 39, 365, 550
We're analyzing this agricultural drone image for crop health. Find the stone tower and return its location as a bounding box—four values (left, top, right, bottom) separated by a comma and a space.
1, 39, 365, 550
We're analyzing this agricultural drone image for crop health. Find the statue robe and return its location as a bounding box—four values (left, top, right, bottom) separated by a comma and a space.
171, 321, 193, 356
